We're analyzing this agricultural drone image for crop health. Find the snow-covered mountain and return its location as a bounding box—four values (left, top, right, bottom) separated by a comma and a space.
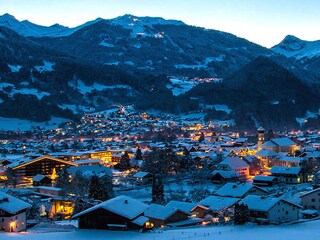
0, 13, 103, 37
0, 13, 184, 38
272, 35, 320, 60
1, 14, 320, 129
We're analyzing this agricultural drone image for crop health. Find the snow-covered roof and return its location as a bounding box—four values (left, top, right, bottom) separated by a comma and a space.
261, 141, 277, 148
0, 191, 31, 214
239, 195, 301, 212
218, 156, 249, 169
270, 138, 296, 147
73, 159, 102, 165
278, 156, 302, 163
256, 149, 278, 157
215, 183, 267, 198
253, 175, 276, 182
32, 174, 50, 182
211, 170, 239, 179
269, 166, 301, 175
131, 215, 149, 226
300, 188, 320, 198
73, 195, 149, 220
144, 203, 189, 220
133, 171, 152, 178
199, 196, 240, 211
68, 165, 112, 178
166, 201, 207, 213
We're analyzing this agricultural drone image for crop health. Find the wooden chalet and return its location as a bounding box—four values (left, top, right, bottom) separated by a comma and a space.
10, 155, 77, 179
72, 196, 150, 230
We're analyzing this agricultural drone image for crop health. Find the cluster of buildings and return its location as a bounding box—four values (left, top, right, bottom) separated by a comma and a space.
0, 107, 320, 232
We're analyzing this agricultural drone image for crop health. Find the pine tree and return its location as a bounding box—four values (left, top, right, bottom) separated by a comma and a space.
234, 203, 250, 225
5, 168, 19, 188
55, 167, 71, 189
152, 173, 164, 204
198, 132, 205, 143
135, 146, 143, 160
119, 151, 131, 171
88, 175, 104, 200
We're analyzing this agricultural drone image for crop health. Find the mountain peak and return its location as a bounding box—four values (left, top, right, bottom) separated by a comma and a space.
1, 13, 16, 20
282, 35, 302, 42
110, 14, 185, 27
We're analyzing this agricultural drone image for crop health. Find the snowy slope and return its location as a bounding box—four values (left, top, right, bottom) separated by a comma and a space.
272, 35, 320, 60
110, 14, 184, 38
1, 219, 320, 240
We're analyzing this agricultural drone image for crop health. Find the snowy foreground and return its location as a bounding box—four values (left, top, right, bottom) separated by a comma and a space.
1, 220, 320, 240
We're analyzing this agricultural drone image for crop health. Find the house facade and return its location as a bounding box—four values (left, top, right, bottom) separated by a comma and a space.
300, 188, 320, 210
73, 196, 149, 230
0, 192, 31, 232
269, 166, 306, 183
239, 195, 301, 224
216, 157, 250, 177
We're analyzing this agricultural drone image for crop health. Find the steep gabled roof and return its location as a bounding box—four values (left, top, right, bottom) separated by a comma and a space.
215, 183, 267, 198
166, 201, 208, 213
144, 204, 190, 220
239, 195, 301, 212
0, 192, 31, 214
72, 195, 148, 220
199, 195, 240, 211
269, 166, 301, 175
11, 155, 77, 170
270, 138, 296, 147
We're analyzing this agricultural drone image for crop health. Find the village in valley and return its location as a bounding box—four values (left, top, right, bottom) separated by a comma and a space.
0, 105, 320, 237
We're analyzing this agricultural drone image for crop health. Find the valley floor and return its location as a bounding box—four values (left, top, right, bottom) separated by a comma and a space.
1, 219, 320, 240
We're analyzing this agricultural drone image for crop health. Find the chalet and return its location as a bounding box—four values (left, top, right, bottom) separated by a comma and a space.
261, 138, 298, 155
211, 170, 239, 184
9, 155, 77, 179
0, 192, 31, 232
252, 175, 278, 186
214, 183, 268, 198
144, 204, 190, 227
132, 171, 153, 185
269, 166, 306, 183
199, 195, 240, 223
300, 188, 320, 210
270, 156, 303, 167
199, 195, 240, 212
239, 195, 301, 224
73, 195, 150, 230
32, 174, 52, 186
216, 156, 250, 177
256, 149, 278, 167
166, 200, 208, 218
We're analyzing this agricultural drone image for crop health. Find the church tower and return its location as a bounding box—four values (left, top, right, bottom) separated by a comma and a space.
257, 127, 265, 151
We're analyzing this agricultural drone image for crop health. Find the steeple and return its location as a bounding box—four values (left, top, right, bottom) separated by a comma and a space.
257, 127, 265, 151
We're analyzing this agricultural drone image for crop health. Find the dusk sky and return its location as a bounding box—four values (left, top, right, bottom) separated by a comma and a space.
0, 0, 319, 47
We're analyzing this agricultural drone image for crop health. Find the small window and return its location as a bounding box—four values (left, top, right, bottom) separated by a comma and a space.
286, 211, 288, 215
312, 199, 315, 202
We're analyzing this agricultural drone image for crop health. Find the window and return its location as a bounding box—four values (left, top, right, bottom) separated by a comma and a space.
286, 211, 288, 215
312, 199, 315, 202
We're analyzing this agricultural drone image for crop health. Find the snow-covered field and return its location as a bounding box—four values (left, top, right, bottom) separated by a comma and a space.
0, 117, 71, 131
1, 220, 320, 240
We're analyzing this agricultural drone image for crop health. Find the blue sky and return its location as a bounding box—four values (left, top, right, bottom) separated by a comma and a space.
0, 0, 319, 47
